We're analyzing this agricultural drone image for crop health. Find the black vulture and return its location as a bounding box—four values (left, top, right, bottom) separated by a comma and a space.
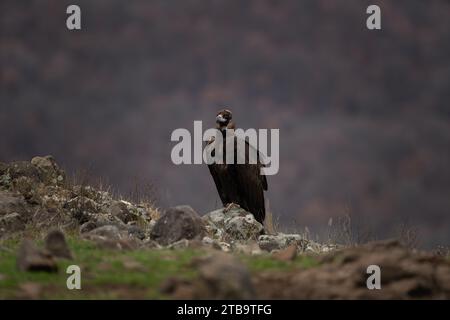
206, 109, 268, 225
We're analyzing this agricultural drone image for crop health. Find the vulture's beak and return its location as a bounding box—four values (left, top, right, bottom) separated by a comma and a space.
216, 114, 227, 124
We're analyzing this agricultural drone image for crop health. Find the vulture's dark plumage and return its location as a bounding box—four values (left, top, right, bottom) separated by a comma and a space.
207, 109, 268, 224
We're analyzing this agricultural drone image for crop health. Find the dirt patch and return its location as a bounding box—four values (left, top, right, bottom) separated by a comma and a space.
253, 240, 450, 299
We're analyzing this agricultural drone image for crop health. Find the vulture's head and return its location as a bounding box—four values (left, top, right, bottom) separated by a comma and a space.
216, 109, 234, 131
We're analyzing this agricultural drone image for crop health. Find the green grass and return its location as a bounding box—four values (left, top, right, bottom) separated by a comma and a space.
0, 237, 320, 299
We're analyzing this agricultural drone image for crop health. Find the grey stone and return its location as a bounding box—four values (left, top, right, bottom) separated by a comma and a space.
64, 196, 100, 224
127, 225, 146, 240
224, 214, 263, 241
31, 155, 65, 185
44, 229, 73, 259
150, 205, 205, 246
232, 241, 263, 255
83, 224, 142, 250
5, 161, 40, 181
87, 225, 122, 240
0, 212, 24, 233
80, 221, 97, 233
203, 206, 263, 241
16, 239, 57, 272
202, 206, 242, 229
258, 233, 307, 252
0, 191, 30, 232
109, 200, 137, 224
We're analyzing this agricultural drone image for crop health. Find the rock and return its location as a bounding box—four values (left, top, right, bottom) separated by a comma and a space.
16, 239, 57, 272
4, 161, 40, 182
0, 162, 7, 175
31, 155, 65, 185
0, 172, 12, 189
202, 236, 215, 246
305, 241, 339, 254
0, 191, 30, 232
233, 241, 263, 255
142, 239, 161, 249
0, 157, 158, 239
39, 187, 69, 211
255, 240, 450, 299
0, 191, 29, 215
84, 221, 145, 242
195, 252, 256, 299
258, 233, 307, 252
203, 208, 238, 229
203, 206, 263, 241
167, 239, 204, 250
161, 251, 256, 299
44, 230, 73, 259
109, 200, 137, 224
86, 225, 122, 240
0, 213, 24, 233
12, 176, 36, 201
201, 236, 232, 252
272, 244, 298, 261
167, 239, 191, 249
217, 242, 231, 252
127, 225, 146, 240
224, 214, 263, 241
80, 221, 97, 233
30, 156, 54, 171
64, 196, 100, 224
83, 224, 142, 250
150, 205, 206, 246
147, 219, 157, 233
71, 185, 111, 203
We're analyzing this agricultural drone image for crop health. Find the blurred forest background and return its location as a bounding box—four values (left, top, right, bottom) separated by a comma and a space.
1, 0, 449, 247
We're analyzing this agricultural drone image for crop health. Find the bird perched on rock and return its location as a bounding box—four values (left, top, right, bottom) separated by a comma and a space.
207, 109, 268, 225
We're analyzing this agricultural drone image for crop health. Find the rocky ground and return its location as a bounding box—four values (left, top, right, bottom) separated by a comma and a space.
0, 156, 449, 299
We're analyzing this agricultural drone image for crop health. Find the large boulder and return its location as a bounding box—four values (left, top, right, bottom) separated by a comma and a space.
150, 205, 205, 246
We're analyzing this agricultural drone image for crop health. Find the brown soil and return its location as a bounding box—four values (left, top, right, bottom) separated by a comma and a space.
253, 240, 450, 299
